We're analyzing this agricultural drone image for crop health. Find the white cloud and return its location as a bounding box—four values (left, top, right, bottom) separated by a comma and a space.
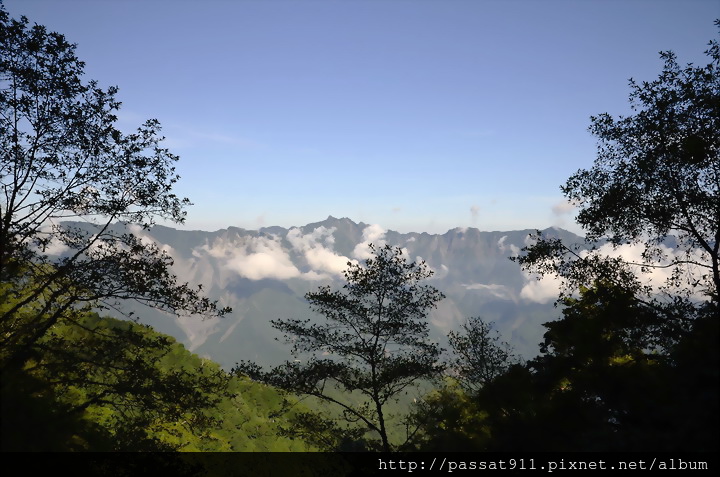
552, 200, 577, 216
34, 224, 70, 256
197, 234, 301, 281
352, 224, 387, 260
551, 200, 580, 229
431, 264, 450, 280
128, 223, 175, 255
520, 272, 563, 304
518, 241, 710, 303
286, 226, 353, 277
470, 205, 480, 222
43, 239, 70, 256
462, 282, 513, 300
497, 235, 520, 256
591, 242, 709, 298
229, 250, 299, 280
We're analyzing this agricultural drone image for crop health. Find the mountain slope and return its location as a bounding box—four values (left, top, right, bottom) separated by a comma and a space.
62, 217, 586, 367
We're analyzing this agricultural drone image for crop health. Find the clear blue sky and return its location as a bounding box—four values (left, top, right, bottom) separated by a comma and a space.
4, 0, 718, 234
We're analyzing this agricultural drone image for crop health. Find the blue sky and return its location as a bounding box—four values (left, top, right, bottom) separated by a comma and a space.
4, 0, 718, 234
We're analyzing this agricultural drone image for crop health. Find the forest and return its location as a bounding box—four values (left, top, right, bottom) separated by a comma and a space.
1, 6, 718, 455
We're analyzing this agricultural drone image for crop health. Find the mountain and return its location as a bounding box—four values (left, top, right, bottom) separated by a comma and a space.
66, 217, 587, 368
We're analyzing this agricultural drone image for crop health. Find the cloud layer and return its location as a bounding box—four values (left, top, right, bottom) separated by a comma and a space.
518, 241, 710, 303
190, 224, 394, 282
287, 226, 354, 278
352, 224, 387, 260
198, 234, 301, 281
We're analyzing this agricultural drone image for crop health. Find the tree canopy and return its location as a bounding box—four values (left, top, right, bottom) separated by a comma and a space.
0, 6, 234, 450
494, 23, 720, 451
517, 25, 719, 309
235, 244, 445, 452
0, 8, 229, 370
447, 317, 519, 393
409, 23, 719, 452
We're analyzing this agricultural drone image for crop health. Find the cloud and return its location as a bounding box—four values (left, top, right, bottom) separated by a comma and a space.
470, 205, 480, 222
33, 224, 70, 256
352, 224, 387, 260
518, 241, 710, 303
591, 242, 708, 297
434, 264, 449, 280
552, 200, 578, 216
497, 235, 520, 256
551, 200, 579, 228
520, 272, 563, 304
286, 226, 353, 277
462, 283, 513, 300
43, 239, 70, 256
197, 234, 301, 281
128, 223, 175, 255
190, 225, 367, 282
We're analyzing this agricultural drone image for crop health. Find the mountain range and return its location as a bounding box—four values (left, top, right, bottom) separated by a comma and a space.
81, 217, 587, 368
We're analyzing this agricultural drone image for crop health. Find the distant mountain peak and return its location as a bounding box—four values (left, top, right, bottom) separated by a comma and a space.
303, 215, 367, 232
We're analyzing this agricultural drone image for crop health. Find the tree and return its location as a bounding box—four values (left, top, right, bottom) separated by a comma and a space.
0, 7, 230, 447
516, 23, 719, 320
447, 317, 519, 393
404, 23, 720, 454
0, 8, 229, 363
506, 23, 720, 451
235, 244, 445, 452
0, 310, 229, 451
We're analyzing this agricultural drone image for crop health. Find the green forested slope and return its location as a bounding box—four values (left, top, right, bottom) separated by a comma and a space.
0, 303, 316, 451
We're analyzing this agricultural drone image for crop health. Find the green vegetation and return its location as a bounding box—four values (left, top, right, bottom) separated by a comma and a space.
0, 302, 317, 451
0, 6, 312, 452
407, 21, 719, 452
1, 3, 716, 454
447, 317, 520, 393
235, 244, 445, 451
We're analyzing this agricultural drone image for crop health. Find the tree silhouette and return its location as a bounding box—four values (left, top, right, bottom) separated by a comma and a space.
0, 7, 231, 448
504, 22, 720, 451
235, 244, 445, 451
516, 23, 719, 312
412, 22, 720, 452
0, 7, 229, 370
447, 317, 519, 393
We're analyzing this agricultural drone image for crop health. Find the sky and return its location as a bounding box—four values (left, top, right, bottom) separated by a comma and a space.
3, 0, 718, 234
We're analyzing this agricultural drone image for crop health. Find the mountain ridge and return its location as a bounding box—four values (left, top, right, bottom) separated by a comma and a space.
59, 217, 587, 368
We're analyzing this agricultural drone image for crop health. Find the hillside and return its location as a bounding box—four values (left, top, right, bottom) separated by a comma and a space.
56, 217, 587, 368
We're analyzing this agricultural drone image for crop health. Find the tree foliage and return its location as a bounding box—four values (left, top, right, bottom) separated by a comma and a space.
487, 281, 717, 451
235, 244, 445, 452
1, 310, 228, 451
447, 317, 519, 393
504, 24, 720, 451
0, 6, 230, 369
0, 9, 229, 361
0, 7, 234, 450
411, 24, 719, 452
516, 25, 720, 310
0, 308, 320, 452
